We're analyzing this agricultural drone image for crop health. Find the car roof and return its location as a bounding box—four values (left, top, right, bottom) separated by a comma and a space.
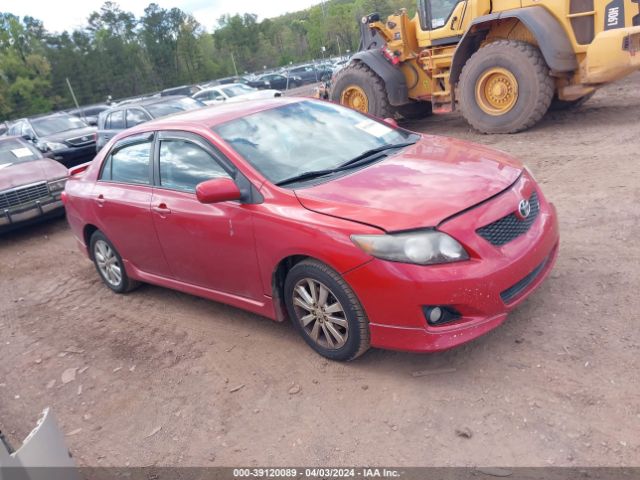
126, 97, 304, 132
106, 95, 193, 111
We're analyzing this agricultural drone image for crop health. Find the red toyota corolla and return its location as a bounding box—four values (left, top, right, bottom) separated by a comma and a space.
63, 98, 559, 361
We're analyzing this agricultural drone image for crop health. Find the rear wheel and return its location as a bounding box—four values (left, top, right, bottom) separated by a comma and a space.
284, 259, 370, 361
459, 40, 554, 133
90, 231, 139, 294
331, 62, 394, 118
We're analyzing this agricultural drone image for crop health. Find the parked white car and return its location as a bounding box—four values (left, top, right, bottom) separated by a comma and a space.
193, 83, 282, 106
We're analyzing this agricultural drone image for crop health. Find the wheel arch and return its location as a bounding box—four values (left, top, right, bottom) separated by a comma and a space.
350, 49, 409, 106
450, 6, 578, 86
83, 224, 99, 259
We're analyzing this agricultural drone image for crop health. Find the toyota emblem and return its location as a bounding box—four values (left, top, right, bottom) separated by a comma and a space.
518, 199, 531, 219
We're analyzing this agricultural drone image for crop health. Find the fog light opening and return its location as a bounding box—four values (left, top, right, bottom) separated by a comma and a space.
423, 306, 461, 327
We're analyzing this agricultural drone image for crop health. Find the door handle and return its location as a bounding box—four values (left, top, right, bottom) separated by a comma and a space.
152, 204, 172, 216
95, 194, 105, 207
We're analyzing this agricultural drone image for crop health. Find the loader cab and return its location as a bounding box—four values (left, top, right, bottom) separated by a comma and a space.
416, 0, 491, 46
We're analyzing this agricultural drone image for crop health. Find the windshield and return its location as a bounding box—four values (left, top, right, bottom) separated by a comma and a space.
222, 85, 256, 97
31, 115, 87, 137
0, 139, 42, 166
429, 0, 460, 28
146, 97, 203, 118
214, 100, 419, 185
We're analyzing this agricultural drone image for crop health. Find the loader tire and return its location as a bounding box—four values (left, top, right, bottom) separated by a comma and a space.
331, 62, 394, 119
459, 40, 554, 134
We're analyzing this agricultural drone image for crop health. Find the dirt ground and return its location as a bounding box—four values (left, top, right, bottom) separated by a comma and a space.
1, 74, 639, 468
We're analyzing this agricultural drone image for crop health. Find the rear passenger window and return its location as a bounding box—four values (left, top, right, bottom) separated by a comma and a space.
100, 141, 151, 185
108, 111, 125, 129
159, 140, 230, 193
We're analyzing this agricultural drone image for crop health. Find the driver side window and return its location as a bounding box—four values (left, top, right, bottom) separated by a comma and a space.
159, 139, 231, 193
428, 0, 461, 29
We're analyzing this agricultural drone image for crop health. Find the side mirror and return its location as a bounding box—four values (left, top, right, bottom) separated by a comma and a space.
196, 178, 241, 204
383, 118, 399, 128
22, 134, 35, 142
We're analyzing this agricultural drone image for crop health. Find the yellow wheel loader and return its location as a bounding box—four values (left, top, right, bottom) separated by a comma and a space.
330, 1, 640, 133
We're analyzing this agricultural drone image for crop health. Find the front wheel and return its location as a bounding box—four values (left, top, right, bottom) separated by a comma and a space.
331, 62, 394, 118
458, 40, 554, 133
284, 259, 370, 361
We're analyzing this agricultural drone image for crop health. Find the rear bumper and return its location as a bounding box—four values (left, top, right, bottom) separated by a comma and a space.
343, 175, 560, 353
50, 145, 97, 168
584, 26, 640, 83
0, 196, 64, 232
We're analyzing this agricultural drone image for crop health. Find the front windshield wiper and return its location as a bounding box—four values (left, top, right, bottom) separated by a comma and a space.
276, 140, 418, 187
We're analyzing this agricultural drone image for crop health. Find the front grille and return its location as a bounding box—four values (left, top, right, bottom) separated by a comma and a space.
477, 191, 540, 247
0, 183, 50, 210
66, 135, 95, 147
500, 256, 549, 304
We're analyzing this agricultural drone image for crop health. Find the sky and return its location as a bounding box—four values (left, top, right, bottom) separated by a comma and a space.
4, 0, 321, 33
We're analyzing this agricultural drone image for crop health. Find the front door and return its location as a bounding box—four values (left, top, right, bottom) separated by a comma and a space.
150, 132, 263, 301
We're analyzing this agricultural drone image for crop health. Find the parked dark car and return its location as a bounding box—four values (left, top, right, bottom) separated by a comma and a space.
216, 76, 271, 90
7, 114, 97, 168
0, 136, 68, 232
258, 73, 302, 90
68, 104, 110, 126
0, 122, 8, 136
96, 96, 205, 151
160, 85, 202, 97
288, 64, 333, 85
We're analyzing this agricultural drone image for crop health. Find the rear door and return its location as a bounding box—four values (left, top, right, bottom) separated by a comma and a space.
149, 131, 262, 300
93, 133, 171, 277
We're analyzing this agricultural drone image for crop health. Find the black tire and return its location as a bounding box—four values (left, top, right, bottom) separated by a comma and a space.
284, 259, 370, 361
397, 101, 433, 120
550, 91, 595, 111
459, 40, 554, 134
331, 61, 394, 119
89, 230, 139, 294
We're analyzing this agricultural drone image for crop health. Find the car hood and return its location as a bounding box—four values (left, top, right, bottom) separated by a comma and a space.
293, 135, 523, 232
0, 159, 68, 191
41, 126, 97, 144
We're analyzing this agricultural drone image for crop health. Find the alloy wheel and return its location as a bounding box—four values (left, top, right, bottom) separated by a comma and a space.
94, 239, 122, 287
292, 278, 348, 349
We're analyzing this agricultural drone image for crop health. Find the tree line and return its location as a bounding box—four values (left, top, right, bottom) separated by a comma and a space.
0, 0, 412, 120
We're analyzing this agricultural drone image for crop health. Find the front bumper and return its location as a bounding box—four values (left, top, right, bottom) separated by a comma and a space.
0, 195, 65, 232
344, 175, 560, 353
584, 26, 640, 83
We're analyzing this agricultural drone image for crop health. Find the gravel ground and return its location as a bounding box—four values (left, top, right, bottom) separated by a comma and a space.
0, 73, 639, 467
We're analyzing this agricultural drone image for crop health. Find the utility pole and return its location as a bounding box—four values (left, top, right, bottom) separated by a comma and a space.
66, 78, 84, 122
336, 36, 342, 57
230, 52, 239, 77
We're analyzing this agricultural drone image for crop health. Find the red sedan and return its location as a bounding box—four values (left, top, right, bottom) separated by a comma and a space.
63, 98, 559, 361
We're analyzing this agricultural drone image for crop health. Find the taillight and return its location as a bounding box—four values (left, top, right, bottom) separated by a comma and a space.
61, 191, 68, 205
69, 163, 90, 176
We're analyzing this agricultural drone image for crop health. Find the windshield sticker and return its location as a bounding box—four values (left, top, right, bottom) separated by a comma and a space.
432, 18, 445, 28
355, 120, 393, 138
11, 148, 34, 158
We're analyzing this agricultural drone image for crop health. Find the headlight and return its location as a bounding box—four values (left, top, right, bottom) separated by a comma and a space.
48, 177, 67, 192
351, 230, 469, 265
38, 141, 67, 152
